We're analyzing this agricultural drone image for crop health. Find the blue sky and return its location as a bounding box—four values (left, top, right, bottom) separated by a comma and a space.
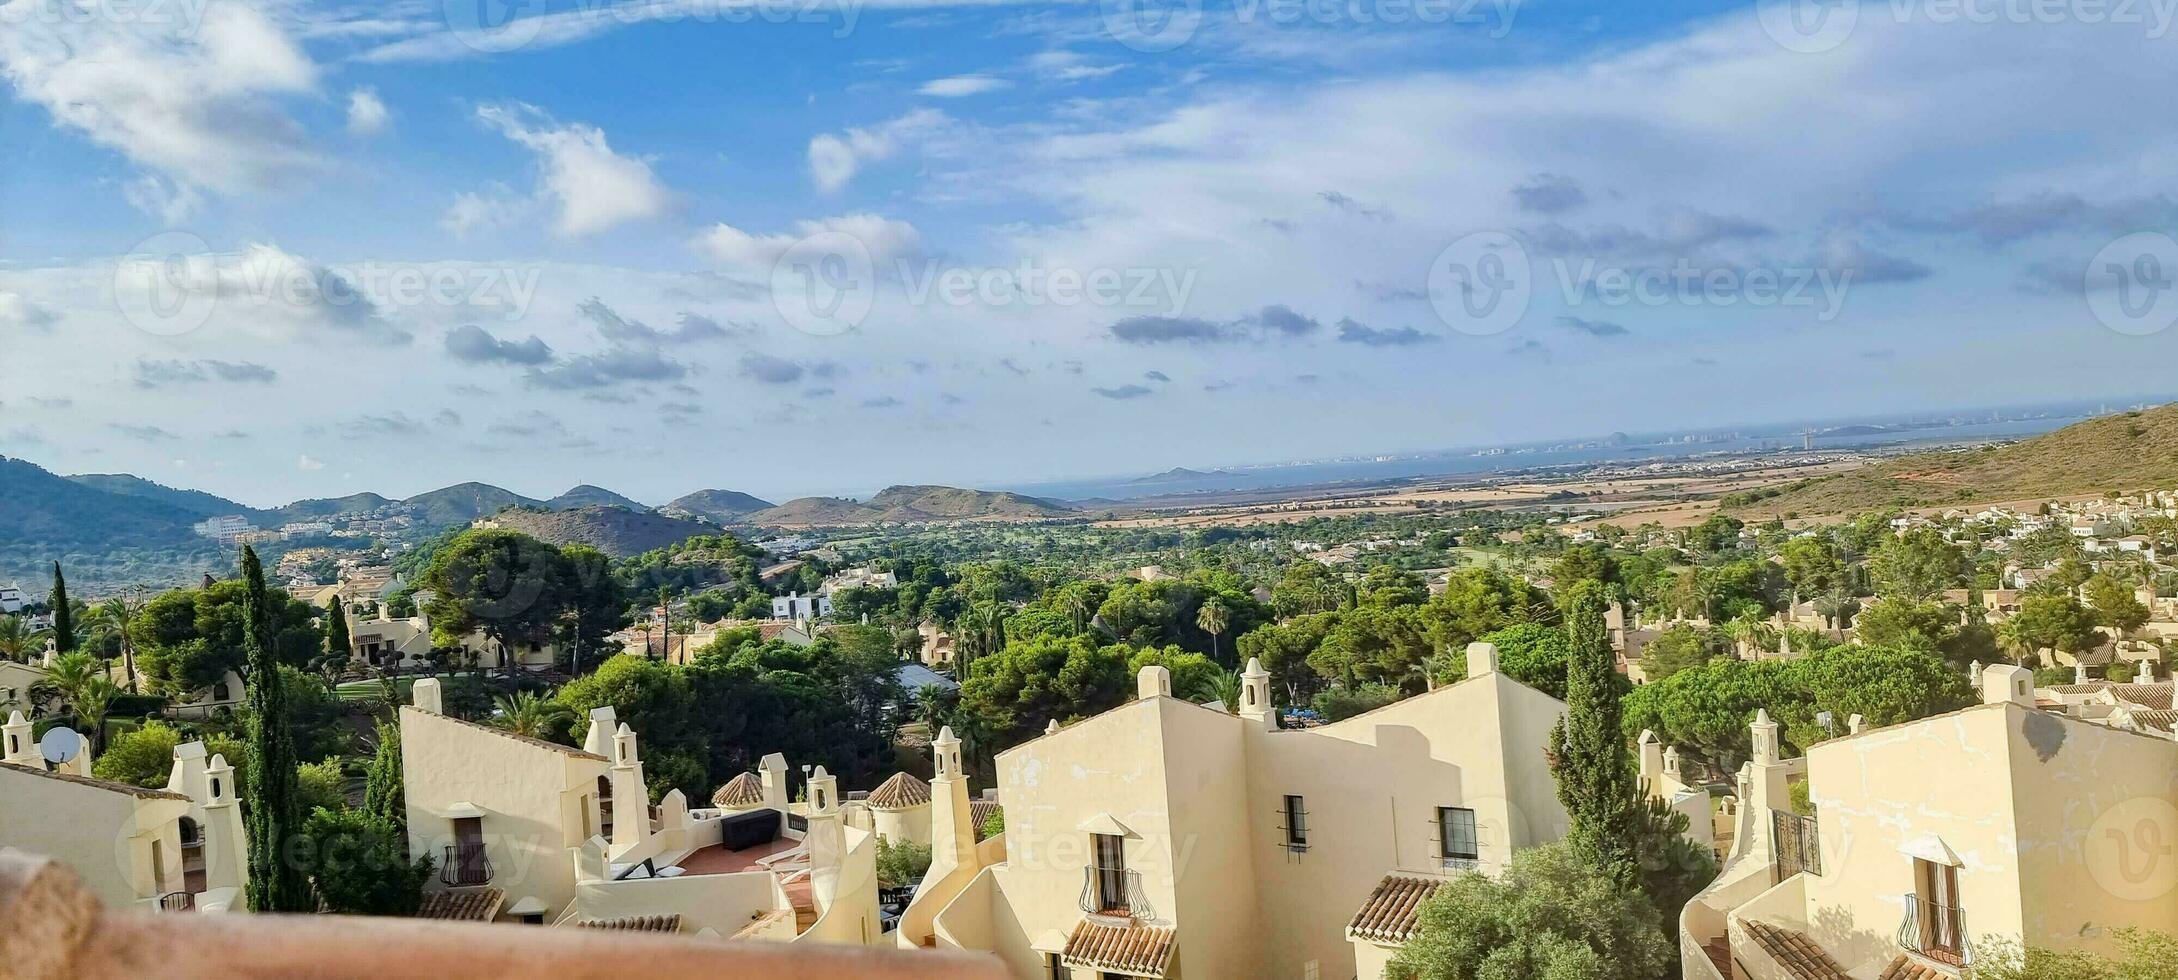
3, 0, 2177, 505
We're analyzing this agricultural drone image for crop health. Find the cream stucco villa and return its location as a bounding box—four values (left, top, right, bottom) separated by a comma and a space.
0, 711, 248, 914
896, 642, 1572, 980
398, 678, 881, 941
1680, 663, 2178, 979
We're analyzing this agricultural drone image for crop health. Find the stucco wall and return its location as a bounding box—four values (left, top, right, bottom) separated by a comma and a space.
0, 767, 187, 908
400, 705, 609, 920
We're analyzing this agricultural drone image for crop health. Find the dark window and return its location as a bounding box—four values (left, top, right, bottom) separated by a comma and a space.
1282, 795, 1309, 851
1437, 807, 1478, 866
1046, 952, 1065, 979
1091, 833, 1127, 912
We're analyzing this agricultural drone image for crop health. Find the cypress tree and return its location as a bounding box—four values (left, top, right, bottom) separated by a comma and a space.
240, 546, 312, 911
48, 563, 73, 653
325, 602, 350, 663
362, 721, 405, 833
1547, 580, 1642, 888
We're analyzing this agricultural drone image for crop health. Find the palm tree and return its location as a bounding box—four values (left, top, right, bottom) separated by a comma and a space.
492, 691, 572, 739
1199, 666, 1244, 714
84, 598, 139, 692
0, 615, 31, 662
1196, 598, 1231, 665
72, 677, 117, 753
1059, 586, 1092, 635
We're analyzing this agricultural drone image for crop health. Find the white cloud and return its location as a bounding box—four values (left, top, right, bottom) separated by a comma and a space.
441, 181, 528, 239
297, 454, 325, 471
693, 213, 924, 270
0, 2, 320, 197
477, 103, 670, 238
0, 292, 59, 332
806, 109, 948, 193
346, 87, 390, 136
918, 74, 1011, 97
109, 243, 410, 344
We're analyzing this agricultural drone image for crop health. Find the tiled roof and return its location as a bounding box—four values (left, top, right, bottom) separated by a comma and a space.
1062, 919, 1176, 978
576, 914, 682, 933
2109, 684, 2175, 710
415, 888, 504, 922
970, 800, 1002, 839
712, 772, 765, 808
1345, 874, 1444, 945
2126, 708, 2178, 734
1743, 920, 1851, 980
1877, 956, 1949, 980
0, 761, 190, 801
866, 772, 931, 810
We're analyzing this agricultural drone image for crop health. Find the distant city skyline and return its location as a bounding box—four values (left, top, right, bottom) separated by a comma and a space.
6, 1, 2178, 504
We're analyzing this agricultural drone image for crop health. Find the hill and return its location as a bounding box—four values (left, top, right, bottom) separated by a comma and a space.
661, 489, 777, 523
66, 473, 269, 522
1723, 406, 2178, 518
750, 485, 1074, 526
1129, 467, 1233, 484
484, 506, 719, 558
0, 457, 219, 586
545, 485, 648, 511
270, 492, 396, 523
402, 483, 542, 527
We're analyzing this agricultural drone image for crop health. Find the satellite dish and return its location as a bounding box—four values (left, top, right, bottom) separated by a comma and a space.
38, 726, 82, 765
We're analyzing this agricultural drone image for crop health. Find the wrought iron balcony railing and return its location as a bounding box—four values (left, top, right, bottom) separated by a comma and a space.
442, 844, 494, 887
156, 890, 194, 913
1078, 866, 1154, 920
1896, 893, 1972, 967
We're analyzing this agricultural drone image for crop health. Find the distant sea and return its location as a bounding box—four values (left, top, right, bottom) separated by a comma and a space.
1006, 415, 2081, 504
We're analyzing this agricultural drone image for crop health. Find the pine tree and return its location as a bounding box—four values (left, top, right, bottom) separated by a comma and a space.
240, 546, 312, 911
48, 562, 73, 653
363, 721, 405, 833
1547, 580, 1642, 888
325, 602, 350, 660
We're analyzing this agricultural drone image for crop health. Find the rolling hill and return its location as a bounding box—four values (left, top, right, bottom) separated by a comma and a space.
483, 506, 720, 558
661, 489, 777, 523
66, 473, 270, 523
1723, 405, 2178, 518
0, 457, 220, 586
749, 485, 1074, 526
270, 492, 396, 523
402, 483, 543, 526
545, 485, 648, 511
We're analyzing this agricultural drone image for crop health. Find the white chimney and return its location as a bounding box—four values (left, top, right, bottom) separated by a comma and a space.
411, 677, 443, 715
1466, 641, 1500, 679
1137, 665, 1172, 700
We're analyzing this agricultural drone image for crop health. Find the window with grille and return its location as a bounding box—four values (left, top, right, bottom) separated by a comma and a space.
1437, 807, 1478, 868
1282, 795, 1309, 851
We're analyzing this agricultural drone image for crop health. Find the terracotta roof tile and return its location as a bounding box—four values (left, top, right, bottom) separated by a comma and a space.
1062, 919, 1175, 978
415, 888, 504, 922
970, 800, 1001, 840
712, 772, 766, 808
1877, 955, 1949, 980
1743, 920, 1851, 980
2109, 684, 2175, 710
866, 772, 932, 810
1345, 874, 1444, 945
576, 914, 682, 933
2125, 708, 2178, 734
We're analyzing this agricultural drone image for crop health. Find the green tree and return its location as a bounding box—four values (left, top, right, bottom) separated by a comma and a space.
1388, 842, 1675, 980
1852, 598, 1959, 656
240, 545, 313, 912
92, 719, 184, 787
419, 529, 571, 672
362, 722, 406, 831
297, 759, 348, 815
557, 544, 629, 674
1548, 583, 1640, 888
1871, 528, 1960, 603
1637, 625, 1714, 682
1549, 545, 1618, 590
49, 562, 74, 653
874, 837, 933, 888
319, 602, 352, 682
0, 614, 31, 661
494, 690, 574, 738
2084, 573, 2150, 635
302, 808, 433, 915
1196, 598, 1231, 664
1999, 594, 2103, 664
1431, 623, 1571, 699
1777, 536, 1844, 603
1973, 928, 2178, 980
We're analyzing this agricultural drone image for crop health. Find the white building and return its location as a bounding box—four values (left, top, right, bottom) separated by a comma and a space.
0, 584, 24, 614
772, 592, 833, 621
191, 515, 255, 542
